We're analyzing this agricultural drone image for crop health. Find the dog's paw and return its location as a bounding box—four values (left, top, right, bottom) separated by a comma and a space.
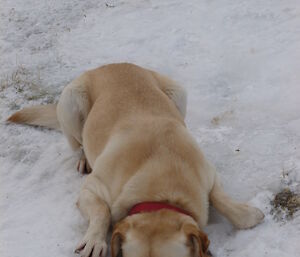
231, 204, 265, 229
77, 153, 92, 174
75, 234, 107, 257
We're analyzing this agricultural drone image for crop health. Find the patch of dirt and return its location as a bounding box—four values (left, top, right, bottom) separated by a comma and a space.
270, 188, 300, 221
211, 110, 234, 126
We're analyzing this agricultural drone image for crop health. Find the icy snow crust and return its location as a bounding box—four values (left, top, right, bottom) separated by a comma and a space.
1, 1, 300, 256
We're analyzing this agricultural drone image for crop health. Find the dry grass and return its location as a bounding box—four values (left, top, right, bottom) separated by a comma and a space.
0, 65, 56, 107
270, 188, 300, 221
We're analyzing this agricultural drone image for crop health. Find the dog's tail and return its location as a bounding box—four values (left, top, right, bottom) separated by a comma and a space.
7, 104, 60, 130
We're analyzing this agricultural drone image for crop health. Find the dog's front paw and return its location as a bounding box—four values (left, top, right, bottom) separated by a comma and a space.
232, 204, 265, 229
75, 234, 107, 257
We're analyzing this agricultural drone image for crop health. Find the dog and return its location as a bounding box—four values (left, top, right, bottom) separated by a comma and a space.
8, 63, 264, 257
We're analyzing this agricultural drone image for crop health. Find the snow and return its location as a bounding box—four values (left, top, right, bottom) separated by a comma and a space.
1, 0, 300, 256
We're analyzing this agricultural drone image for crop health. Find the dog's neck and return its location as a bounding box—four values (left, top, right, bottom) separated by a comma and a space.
128, 201, 194, 219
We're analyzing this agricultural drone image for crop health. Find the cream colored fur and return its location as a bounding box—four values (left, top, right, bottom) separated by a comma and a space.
8, 63, 264, 257
8, 104, 59, 129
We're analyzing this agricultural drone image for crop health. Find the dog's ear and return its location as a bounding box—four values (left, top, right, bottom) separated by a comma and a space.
111, 221, 129, 257
182, 223, 210, 257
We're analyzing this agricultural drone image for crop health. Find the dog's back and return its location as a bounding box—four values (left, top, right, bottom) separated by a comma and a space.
81, 63, 185, 163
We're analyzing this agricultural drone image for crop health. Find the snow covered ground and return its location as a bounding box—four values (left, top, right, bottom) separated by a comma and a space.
1, 0, 300, 256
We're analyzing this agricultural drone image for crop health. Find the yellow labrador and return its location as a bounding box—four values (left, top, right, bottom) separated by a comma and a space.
8, 63, 264, 257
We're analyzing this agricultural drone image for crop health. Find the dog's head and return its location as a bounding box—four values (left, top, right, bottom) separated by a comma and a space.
111, 210, 211, 257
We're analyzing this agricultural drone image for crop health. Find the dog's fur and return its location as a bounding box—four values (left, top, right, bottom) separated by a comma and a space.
8, 63, 264, 257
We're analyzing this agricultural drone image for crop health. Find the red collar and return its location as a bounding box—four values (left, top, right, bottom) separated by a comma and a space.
128, 202, 193, 218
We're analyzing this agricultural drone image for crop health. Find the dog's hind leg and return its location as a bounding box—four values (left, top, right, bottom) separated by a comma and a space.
210, 175, 264, 229
57, 75, 92, 174
151, 71, 187, 119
